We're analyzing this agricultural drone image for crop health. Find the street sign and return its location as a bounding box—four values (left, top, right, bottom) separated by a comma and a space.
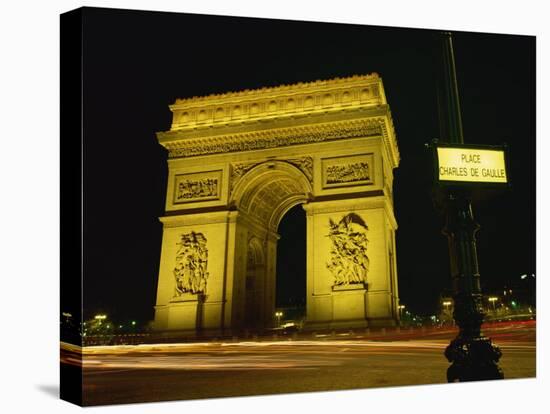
433, 142, 510, 187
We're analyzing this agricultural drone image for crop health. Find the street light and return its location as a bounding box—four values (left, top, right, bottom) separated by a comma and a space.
488, 297, 498, 312
398, 305, 405, 319
441, 301, 453, 326
275, 311, 283, 327
94, 314, 107, 324
436, 32, 503, 382
442, 301, 452, 319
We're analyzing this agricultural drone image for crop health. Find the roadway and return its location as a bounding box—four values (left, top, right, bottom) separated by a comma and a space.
61, 321, 536, 406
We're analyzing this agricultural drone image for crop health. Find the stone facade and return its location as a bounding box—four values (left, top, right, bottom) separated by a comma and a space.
153, 73, 400, 333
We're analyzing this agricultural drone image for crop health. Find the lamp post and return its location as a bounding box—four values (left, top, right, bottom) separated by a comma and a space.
488, 297, 498, 313
520, 274, 536, 307
437, 32, 503, 382
397, 305, 405, 327
442, 301, 452, 324
94, 314, 107, 325
62, 312, 72, 324
398, 305, 405, 319
275, 311, 283, 328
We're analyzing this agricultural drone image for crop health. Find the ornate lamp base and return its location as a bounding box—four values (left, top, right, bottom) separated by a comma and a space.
445, 336, 504, 382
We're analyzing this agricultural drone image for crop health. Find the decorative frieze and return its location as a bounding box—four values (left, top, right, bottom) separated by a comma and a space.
162, 118, 383, 159
173, 232, 209, 296
173, 170, 222, 204
322, 153, 374, 189
326, 213, 370, 288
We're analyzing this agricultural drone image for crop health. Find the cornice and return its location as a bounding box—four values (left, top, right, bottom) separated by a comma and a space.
172, 73, 381, 107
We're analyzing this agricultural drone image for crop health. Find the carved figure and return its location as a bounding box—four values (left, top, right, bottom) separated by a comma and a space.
230, 162, 261, 192
173, 232, 209, 295
176, 178, 218, 200
326, 162, 369, 184
326, 213, 369, 287
287, 157, 313, 182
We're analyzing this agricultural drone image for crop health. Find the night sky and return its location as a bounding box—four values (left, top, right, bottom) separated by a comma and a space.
74, 7, 535, 324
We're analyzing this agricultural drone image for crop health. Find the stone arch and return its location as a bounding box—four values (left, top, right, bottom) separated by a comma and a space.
231, 161, 312, 231
153, 74, 400, 334
247, 237, 264, 266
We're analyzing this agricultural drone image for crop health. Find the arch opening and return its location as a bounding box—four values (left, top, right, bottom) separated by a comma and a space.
275, 204, 306, 324
231, 161, 311, 331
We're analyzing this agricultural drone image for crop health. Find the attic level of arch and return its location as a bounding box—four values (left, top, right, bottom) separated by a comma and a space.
157, 74, 400, 169
168, 73, 385, 131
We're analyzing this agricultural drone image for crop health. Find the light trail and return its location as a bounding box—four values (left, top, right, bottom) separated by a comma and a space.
62, 321, 535, 377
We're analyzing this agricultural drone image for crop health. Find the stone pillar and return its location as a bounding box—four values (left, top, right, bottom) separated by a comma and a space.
152, 211, 238, 334
263, 233, 279, 328
303, 197, 398, 330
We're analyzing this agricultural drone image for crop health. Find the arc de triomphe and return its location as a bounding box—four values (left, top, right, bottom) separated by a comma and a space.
153, 73, 400, 333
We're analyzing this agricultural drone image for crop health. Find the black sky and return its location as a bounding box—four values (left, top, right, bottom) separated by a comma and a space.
74, 7, 535, 323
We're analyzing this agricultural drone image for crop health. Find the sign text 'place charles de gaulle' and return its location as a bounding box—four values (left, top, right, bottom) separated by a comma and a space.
436, 146, 508, 185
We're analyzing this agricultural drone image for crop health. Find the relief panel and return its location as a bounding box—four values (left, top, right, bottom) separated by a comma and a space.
173, 231, 209, 297
321, 153, 374, 189
326, 213, 370, 289
173, 170, 222, 204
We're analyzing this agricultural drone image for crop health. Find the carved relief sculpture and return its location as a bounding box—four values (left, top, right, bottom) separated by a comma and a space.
173, 170, 222, 204
177, 178, 218, 200
322, 153, 374, 189
230, 162, 262, 192
173, 231, 209, 296
162, 119, 385, 159
326, 213, 370, 287
287, 157, 313, 182
326, 161, 369, 184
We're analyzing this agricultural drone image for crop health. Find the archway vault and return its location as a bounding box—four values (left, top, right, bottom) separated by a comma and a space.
153, 73, 401, 334
231, 161, 313, 232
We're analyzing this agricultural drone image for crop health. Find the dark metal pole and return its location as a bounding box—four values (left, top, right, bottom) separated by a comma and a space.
440, 32, 464, 145
438, 32, 504, 382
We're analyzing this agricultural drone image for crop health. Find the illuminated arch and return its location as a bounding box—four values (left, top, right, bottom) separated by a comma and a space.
231, 161, 313, 231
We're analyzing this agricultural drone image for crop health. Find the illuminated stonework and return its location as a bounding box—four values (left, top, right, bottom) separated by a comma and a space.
173, 232, 209, 296
322, 153, 374, 188
327, 164, 369, 184
153, 74, 401, 333
174, 171, 221, 204
327, 214, 370, 287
